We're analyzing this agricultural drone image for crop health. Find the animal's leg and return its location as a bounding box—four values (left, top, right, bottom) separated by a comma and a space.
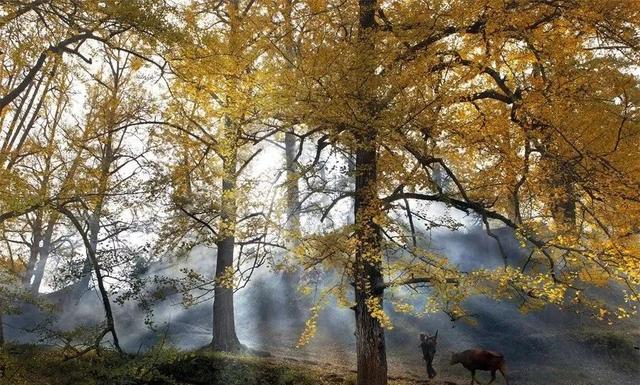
486, 369, 496, 385
499, 367, 509, 385
470, 369, 476, 385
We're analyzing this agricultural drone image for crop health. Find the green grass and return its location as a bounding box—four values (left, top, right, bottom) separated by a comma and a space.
0, 344, 348, 385
160, 352, 323, 385
2, 341, 636, 385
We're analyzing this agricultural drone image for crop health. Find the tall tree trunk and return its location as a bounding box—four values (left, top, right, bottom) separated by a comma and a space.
30, 87, 64, 294
74, 213, 100, 298
281, 0, 303, 320
22, 212, 43, 287
210, 0, 244, 353
212, 236, 240, 351
282, 130, 302, 318
353, 2, 388, 385
353, 133, 387, 385
30, 219, 55, 294
551, 165, 576, 228
211, 116, 241, 352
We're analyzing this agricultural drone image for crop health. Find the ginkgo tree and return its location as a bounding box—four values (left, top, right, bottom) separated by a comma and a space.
157, 0, 281, 352
0, 0, 173, 225
0, 0, 638, 382
271, 1, 640, 385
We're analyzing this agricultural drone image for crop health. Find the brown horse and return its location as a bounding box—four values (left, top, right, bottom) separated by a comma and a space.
450, 349, 509, 385
419, 331, 438, 379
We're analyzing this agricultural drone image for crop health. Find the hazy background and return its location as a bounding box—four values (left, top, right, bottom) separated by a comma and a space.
5, 221, 639, 385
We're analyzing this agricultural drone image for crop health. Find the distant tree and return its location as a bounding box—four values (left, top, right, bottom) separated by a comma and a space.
0, 237, 33, 346
54, 40, 157, 354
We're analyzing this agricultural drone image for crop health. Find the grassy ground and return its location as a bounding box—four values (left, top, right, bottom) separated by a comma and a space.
0, 344, 447, 385
0, 340, 637, 385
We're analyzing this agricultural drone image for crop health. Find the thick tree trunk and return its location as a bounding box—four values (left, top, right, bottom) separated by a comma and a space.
354, 291, 387, 385
73, 258, 93, 299
353, 2, 388, 385
552, 170, 576, 227
545, 155, 576, 228
212, 235, 241, 351
285, 137, 300, 213
211, 116, 241, 352
283, 1, 301, 244
353, 136, 387, 385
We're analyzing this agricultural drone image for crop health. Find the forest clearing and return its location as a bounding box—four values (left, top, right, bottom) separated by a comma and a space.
1, 1, 640, 385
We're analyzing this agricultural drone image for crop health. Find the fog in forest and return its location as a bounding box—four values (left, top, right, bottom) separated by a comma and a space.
2, 2, 640, 385
5, 222, 639, 385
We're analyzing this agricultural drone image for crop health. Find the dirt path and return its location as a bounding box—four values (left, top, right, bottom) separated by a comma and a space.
263, 353, 467, 385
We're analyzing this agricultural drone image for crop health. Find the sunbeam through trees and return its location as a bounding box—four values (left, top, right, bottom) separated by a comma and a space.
0, 1, 639, 385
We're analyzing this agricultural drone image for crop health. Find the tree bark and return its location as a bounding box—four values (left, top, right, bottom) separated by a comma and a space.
209, 0, 245, 353
551, 165, 576, 228
352, 2, 388, 385
353, 135, 387, 385
541, 151, 576, 228
211, 116, 241, 352
212, 235, 241, 351
281, 130, 303, 318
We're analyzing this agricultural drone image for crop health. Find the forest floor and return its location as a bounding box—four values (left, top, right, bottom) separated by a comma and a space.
0, 343, 467, 385
0, 341, 637, 385
239, 323, 640, 385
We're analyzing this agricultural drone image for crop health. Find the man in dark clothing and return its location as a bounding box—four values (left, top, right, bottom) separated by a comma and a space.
420, 331, 438, 379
